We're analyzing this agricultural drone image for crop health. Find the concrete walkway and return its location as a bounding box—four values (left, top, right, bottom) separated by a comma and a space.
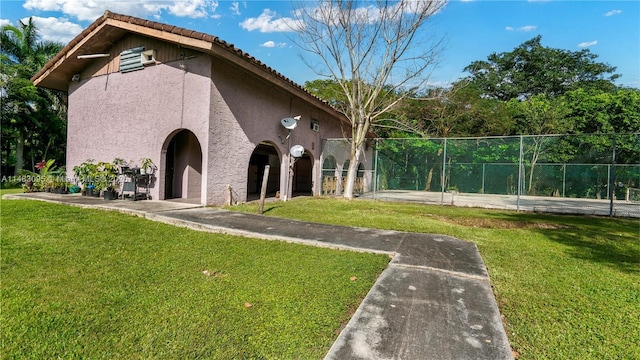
3, 192, 514, 360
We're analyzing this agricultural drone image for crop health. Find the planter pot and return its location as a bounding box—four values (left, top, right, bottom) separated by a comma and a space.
81, 189, 87, 196
86, 188, 94, 196
92, 191, 101, 197
103, 190, 117, 200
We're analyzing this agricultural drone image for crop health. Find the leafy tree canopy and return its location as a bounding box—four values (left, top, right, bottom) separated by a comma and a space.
464, 35, 620, 101
1, 18, 65, 175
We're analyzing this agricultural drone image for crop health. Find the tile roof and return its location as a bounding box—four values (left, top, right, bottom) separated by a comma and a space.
32, 10, 347, 122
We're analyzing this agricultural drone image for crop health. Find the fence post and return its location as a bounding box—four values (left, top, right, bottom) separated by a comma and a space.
562, 164, 566, 198
441, 138, 447, 205
482, 163, 486, 194
609, 133, 617, 216
258, 165, 270, 214
517, 135, 523, 212
373, 139, 378, 199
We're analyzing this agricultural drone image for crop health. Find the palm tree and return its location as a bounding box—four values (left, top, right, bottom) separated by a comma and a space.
1, 17, 64, 176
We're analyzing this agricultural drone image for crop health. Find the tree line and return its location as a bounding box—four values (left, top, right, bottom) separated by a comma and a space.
307, 35, 639, 166
1, 18, 66, 179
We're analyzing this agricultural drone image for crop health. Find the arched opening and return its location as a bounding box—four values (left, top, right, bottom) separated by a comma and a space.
340, 159, 350, 194
322, 156, 337, 177
247, 142, 280, 201
356, 162, 365, 194
342, 160, 350, 178
321, 156, 337, 195
163, 129, 202, 201
357, 163, 365, 178
292, 152, 313, 196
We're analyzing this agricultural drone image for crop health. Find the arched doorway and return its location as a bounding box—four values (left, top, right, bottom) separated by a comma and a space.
163, 129, 202, 201
292, 152, 313, 196
247, 142, 280, 200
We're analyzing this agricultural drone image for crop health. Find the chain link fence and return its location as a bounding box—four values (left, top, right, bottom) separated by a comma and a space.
322, 134, 640, 217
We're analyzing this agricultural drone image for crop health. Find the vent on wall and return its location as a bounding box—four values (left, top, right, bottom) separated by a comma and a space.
311, 119, 320, 132
120, 47, 156, 73
120, 47, 144, 73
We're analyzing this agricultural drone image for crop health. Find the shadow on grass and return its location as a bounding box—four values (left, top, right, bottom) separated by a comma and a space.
260, 204, 283, 214
506, 213, 640, 274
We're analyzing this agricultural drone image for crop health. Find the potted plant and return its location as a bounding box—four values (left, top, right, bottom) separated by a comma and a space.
103, 183, 118, 200
103, 171, 120, 200
52, 169, 68, 194
86, 183, 96, 197
139, 157, 155, 175
73, 159, 96, 195
94, 161, 117, 199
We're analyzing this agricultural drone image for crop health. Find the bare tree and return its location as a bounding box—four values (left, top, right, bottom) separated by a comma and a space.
293, 0, 445, 198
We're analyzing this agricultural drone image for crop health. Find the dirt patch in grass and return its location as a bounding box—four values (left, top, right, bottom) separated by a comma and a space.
432, 216, 569, 230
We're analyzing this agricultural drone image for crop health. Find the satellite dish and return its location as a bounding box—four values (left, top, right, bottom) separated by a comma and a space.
281, 117, 298, 130
290, 145, 305, 158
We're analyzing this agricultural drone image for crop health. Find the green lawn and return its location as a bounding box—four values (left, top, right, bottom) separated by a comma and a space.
0, 196, 390, 359
231, 197, 640, 360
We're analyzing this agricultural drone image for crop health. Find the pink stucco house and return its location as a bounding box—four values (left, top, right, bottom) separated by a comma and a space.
32, 11, 368, 205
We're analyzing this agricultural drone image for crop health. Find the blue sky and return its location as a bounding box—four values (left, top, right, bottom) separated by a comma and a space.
1, 0, 639, 88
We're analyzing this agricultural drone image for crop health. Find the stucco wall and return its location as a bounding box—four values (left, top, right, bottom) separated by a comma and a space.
207, 59, 348, 203
67, 54, 211, 202
66, 36, 350, 205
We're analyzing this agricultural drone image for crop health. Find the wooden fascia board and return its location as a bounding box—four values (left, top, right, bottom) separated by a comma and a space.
109, 19, 215, 52
32, 22, 110, 88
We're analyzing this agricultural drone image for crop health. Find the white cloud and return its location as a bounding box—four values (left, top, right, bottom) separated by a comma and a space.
260, 40, 286, 48
519, 25, 537, 32
240, 9, 302, 33
23, 0, 220, 22
578, 40, 598, 48
244, 0, 445, 38
0, 19, 11, 27
230, 2, 240, 15
604, 9, 622, 17
506, 25, 537, 32
23, 0, 59, 11
24, 16, 84, 43
168, 0, 218, 18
